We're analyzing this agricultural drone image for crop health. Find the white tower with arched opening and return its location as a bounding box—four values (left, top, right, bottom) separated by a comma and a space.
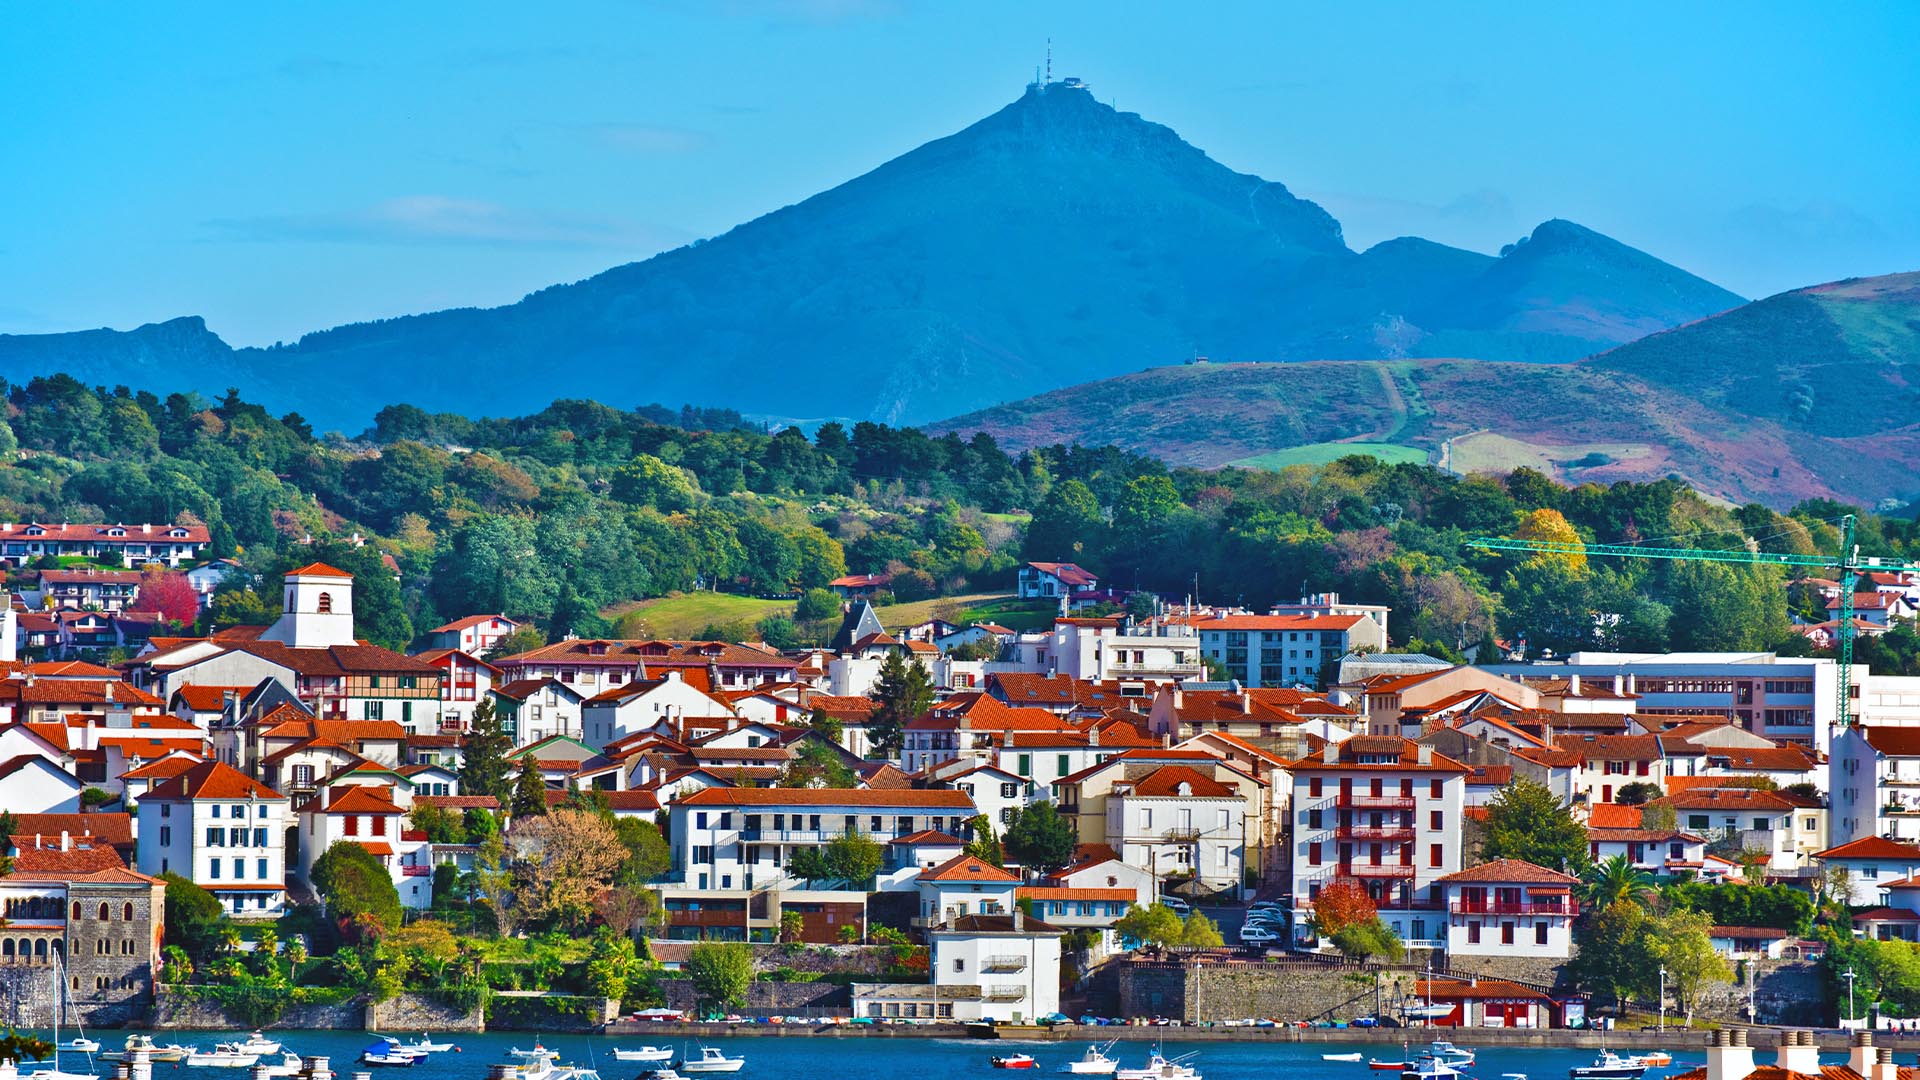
261, 562, 357, 649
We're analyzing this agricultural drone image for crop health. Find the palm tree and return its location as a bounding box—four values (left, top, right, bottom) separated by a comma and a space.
219, 926, 243, 956
1582, 854, 1658, 911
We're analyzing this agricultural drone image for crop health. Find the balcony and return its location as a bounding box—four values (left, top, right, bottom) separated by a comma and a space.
1335, 795, 1416, 810
1161, 828, 1201, 842
1337, 864, 1416, 879
401, 865, 432, 877
984, 986, 1029, 1002
1336, 826, 1414, 841
667, 909, 749, 929
1449, 900, 1578, 916
981, 955, 1028, 973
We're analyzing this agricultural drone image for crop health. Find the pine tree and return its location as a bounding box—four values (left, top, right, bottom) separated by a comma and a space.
867, 649, 932, 758
460, 698, 513, 802
511, 755, 549, 818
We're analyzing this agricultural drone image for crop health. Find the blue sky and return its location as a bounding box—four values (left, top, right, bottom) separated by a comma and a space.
2, 2, 1915, 346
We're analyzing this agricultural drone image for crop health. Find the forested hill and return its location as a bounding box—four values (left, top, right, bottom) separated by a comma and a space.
7, 373, 1920, 675
0, 82, 1740, 431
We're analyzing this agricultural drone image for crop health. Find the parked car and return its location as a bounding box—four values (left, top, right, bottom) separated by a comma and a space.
1240, 925, 1278, 945
1161, 896, 1192, 915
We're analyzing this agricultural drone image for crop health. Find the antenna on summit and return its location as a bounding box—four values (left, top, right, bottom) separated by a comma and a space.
1046, 38, 1052, 85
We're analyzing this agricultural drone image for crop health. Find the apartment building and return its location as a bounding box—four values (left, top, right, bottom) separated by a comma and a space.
1435, 859, 1579, 960
1194, 613, 1387, 690
134, 760, 290, 918
1287, 735, 1469, 953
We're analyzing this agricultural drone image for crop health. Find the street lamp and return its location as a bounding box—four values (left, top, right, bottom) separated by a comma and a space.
1658, 967, 1667, 1032
1842, 968, 1858, 1026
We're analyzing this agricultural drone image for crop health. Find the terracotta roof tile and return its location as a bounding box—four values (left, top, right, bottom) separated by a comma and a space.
1436, 858, 1580, 885
921, 853, 1020, 883
1818, 836, 1920, 861
144, 760, 286, 801
676, 786, 974, 809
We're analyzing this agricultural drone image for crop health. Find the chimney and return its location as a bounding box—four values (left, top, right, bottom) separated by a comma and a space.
1569, 674, 1581, 696
1013, 906, 1024, 932
1850, 1032, 1877, 1079
106, 683, 115, 702
1707, 1028, 1755, 1080
1322, 742, 1338, 765
1417, 744, 1433, 766
1776, 1032, 1820, 1076
1613, 675, 1625, 695
60, 830, 70, 852
1874, 1047, 1900, 1080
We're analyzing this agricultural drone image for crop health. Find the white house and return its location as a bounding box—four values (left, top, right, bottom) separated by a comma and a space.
915, 853, 1020, 929
134, 760, 290, 918
294, 783, 433, 910
1586, 827, 1714, 877
1102, 764, 1247, 893
581, 671, 736, 747
1813, 836, 1920, 906
1435, 859, 1579, 960
489, 678, 586, 746
927, 911, 1064, 1023
1017, 562, 1097, 600
424, 614, 522, 656
667, 787, 979, 894
411, 648, 500, 733
0, 754, 85, 813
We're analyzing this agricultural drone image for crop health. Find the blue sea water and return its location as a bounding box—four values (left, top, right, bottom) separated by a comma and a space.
8, 1030, 1768, 1080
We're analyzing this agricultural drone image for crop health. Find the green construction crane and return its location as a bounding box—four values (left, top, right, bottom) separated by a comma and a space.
1470, 514, 1920, 729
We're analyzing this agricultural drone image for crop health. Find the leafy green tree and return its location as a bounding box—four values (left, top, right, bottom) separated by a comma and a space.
1482, 778, 1589, 874
1571, 900, 1656, 1007
159, 871, 228, 962
0, 1029, 54, 1063
1648, 907, 1730, 1021
583, 928, 644, 1002
804, 707, 844, 744
1024, 478, 1104, 563
611, 817, 673, 887
821, 830, 883, 884
778, 739, 858, 789
1666, 561, 1792, 651
788, 847, 829, 881
866, 650, 933, 758
1003, 802, 1078, 876
1114, 903, 1184, 949
311, 841, 403, 939
1331, 918, 1404, 962
511, 756, 550, 817
795, 588, 842, 624
963, 815, 1003, 867
1614, 782, 1662, 805
610, 454, 701, 510
460, 698, 513, 802
686, 942, 753, 1015
1180, 912, 1224, 947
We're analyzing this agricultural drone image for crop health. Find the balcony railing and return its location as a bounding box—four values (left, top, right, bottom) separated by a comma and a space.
1337, 864, 1416, 878
1162, 828, 1201, 842
667, 909, 749, 928
1336, 826, 1414, 841
984, 986, 1029, 1001
982, 955, 1028, 973
401, 865, 432, 877
1335, 795, 1416, 810
1449, 900, 1578, 916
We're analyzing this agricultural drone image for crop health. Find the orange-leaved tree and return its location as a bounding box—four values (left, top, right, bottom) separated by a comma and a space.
1309, 879, 1377, 937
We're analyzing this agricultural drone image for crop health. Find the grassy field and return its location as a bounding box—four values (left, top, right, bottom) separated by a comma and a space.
604, 592, 792, 638
1230, 442, 1430, 469
874, 592, 1055, 632
1445, 431, 1653, 477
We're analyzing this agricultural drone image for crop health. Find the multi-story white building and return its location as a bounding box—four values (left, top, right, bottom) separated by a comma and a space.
1287, 735, 1468, 953
915, 853, 1020, 928
423, 614, 523, 656
1195, 613, 1388, 690
999, 617, 1205, 683
927, 911, 1064, 1023
492, 639, 799, 699
0, 521, 210, 568
412, 648, 500, 733
1435, 859, 1579, 960
293, 783, 433, 910
581, 670, 736, 747
1103, 764, 1248, 893
1813, 836, 1920, 906
669, 787, 980, 893
134, 760, 289, 918
1831, 726, 1920, 846
1482, 653, 1853, 753
1651, 788, 1827, 873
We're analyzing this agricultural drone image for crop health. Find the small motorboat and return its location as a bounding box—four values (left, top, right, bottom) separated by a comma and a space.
257, 1054, 305, 1078
1060, 1043, 1119, 1075
1403, 1004, 1454, 1021
1626, 1054, 1671, 1069
1370, 1063, 1409, 1072
360, 1040, 422, 1068
58, 1039, 99, 1056
1570, 1052, 1648, 1080
1503, 1074, 1530, 1080
102, 1036, 189, 1065
1324, 1054, 1364, 1063
1115, 1053, 1199, 1080
396, 1037, 454, 1054
993, 1056, 1039, 1070
614, 1049, 676, 1064
186, 1048, 260, 1069
231, 1034, 283, 1056
1403, 1059, 1467, 1080
681, 1047, 745, 1074
1428, 1043, 1475, 1067
511, 1046, 560, 1062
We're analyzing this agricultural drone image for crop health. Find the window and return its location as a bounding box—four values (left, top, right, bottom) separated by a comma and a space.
953, 957, 966, 973
1429, 779, 1442, 798
1057, 754, 1069, 776
1429, 844, 1443, 868
206, 827, 223, 847
365, 701, 383, 721
1308, 809, 1322, 830
1000, 782, 1019, 799
230, 828, 247, 847
99, 902, 112, 921
317, 591, 333, 613
1536, 922, 1549, 945
211, 805, 221, 819
257, 859, 268, 880
254, 828, 267, 846
159, 826, 171, 846
1467, 922, 1480, 944
1501, 922, 1515, 945
1429, 810, 1442, 830
1689, 814, 1710, 830
1017, 754, 1031, 776
233, 858, 244, 879
209, 860, 221, 879
1309, 842, 1322, 866
696, 812, 708, 829
1401, 779, 1413, 798
344, 815, 359, 836
1309, 777, 1322, 798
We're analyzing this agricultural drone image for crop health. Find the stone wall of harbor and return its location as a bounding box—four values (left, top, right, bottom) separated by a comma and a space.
657, 978, 852, 1017
366, 993, 486, 1033
149, 990, 367, 1031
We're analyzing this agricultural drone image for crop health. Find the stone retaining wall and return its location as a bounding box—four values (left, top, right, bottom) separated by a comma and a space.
150, 991, 365, 1030
366, 993, 486, 1033
1119, 960, 1380, 1022
658, 979, 852, 1017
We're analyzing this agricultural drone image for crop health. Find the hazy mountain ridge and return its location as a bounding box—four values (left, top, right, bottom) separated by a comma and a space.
1, 82, 1742, 430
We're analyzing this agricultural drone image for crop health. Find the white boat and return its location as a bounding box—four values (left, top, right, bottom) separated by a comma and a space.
1402, 1060, 1467, 1080
1115, 1053, 1200, 1080
395, 1037, 454, 1055
1428, 1043, 1475, 1067
1060, 1043, 1120, 1075
511, 1046, 560, 1063
680, 1047, 745, 1075
360, 1039, 423, 1068
186, 1049, 261, 1069
256, 1054, 305, 1078
56, 1041, 98, 1056
1569, 1052, 1648, 1080
613, 1049, 676, 1064
231, 1033, 283, 1056
102, 1035, 189, 1065
1324, 1055, 1365, 1064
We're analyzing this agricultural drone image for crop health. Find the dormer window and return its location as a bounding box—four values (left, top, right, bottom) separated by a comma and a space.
107, 528, 126, 537
24, 526, 44, 536
169, 529, 189, 537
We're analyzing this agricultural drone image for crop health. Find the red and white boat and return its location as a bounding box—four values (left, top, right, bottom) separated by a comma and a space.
993, 1055, 1040, 1070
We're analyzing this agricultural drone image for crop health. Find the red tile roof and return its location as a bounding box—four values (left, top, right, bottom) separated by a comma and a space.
1124, 764, 1236, 799
1818, 836, 1920, 861
429, 614, 516, 633
5, 842, 130, 877
171, 684, 254, 712
1415, 978, 1551, 1002
286, 562, 353, 578
1026, 562, 1097, 587
414, 795, 500, 810
889, 830, 962, 846
144, 760, 286, 802
921, 853, 1020, 883
1586, 804, 1644, 828
294, 785, 404, 815
0, 521, 208, 543
7, 812, 134, 849
1436, 858, 1580, 885
1287, 735, 1470, 773
1863, 727, 1920, 757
